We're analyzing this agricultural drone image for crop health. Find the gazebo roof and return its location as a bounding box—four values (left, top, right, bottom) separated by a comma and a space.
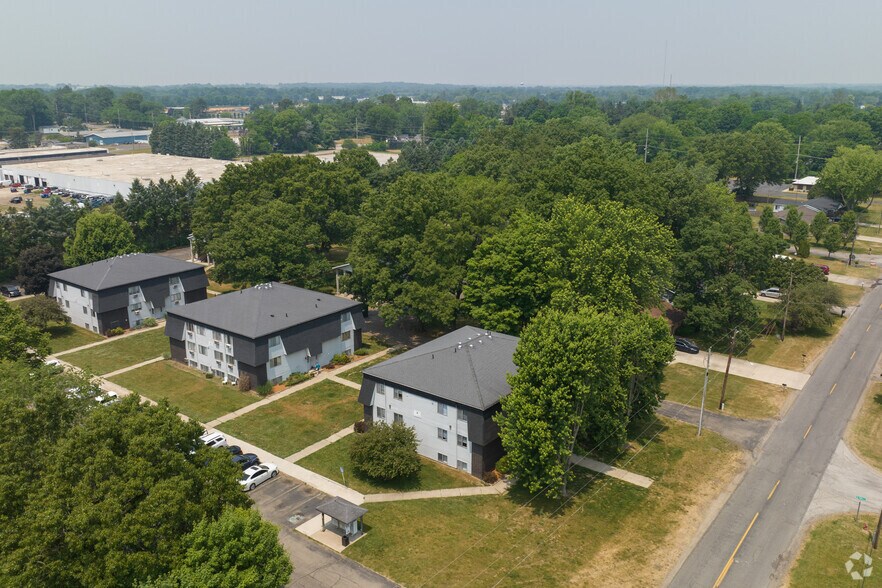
315, 496, 367, 525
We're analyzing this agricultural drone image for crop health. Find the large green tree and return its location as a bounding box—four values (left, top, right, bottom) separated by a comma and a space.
17, 294, 68, 330
0, 298, 50, 362
818, 145, 882, 210
16, 243, 64, 294
64, 212, 137, 266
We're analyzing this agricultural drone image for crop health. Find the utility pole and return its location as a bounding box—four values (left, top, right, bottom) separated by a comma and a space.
643, 128, 649, 163
873, 502, 882, 549
793, 136, 802, 181
780, 270, 794, 341
355, 115, 359, 139
719, 329, 738, 410
849, 226, 858, 267
698, 347, 712, 436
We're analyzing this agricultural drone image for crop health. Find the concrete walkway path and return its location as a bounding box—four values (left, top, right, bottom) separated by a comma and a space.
857, 234, 882, 244
100, 355, 164, 378
52, 322, 166, 357
204, 349, 389, 429
672, 350, 810, 389
287, 426, 354, 462
657, 400, 774, 451
362, 480, 510, 503
328, 375, 361, 390
569, 454, 654, 488
828, 272, 870, 287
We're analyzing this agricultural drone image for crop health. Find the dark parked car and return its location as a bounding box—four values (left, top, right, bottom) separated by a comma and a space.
9, 196, 22, 204
226, 445, 242, 456
232, 453, 260, 470
674, 337, 700, 354
1, 286, 22, 297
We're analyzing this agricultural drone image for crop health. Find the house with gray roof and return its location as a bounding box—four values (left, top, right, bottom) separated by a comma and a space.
358, 325, 518, 478
165, 282, 364, 389
48, 253, 207, 334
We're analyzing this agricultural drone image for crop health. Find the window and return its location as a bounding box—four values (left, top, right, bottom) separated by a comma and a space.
91, 309, 96, 317
376, 383, 385, 395
226, 354, 235, 364
85, 323, 90, 331
224, 334, 233, 345
457, 460, 468, 471
269, 356, 282, 368
186, 322, 193, 333
457, 408, 467, 421
199, 364, 209, 373
437, 402, 448, 416
80, 288, 85, 297
196, 325, 206, 336
437, 453, 448, 464
131, 302, 142, 311
198, 345, 207, 355
171, 293, 182, 302
393, 412, 404, 424
214, 350, 224, 362
93, 326, 98, 333
187, 342, 195, 352
65, 300, 70, 308
376, 407, 386, 419
437, 428, 448, 441
213, 369, 224, 377
394, 390, 403, 401
188, 360, 198, 368
128, 286, 138, 296
62, 283, 67, 292
82, 306, 88, 314
457, 435, 468, 448
341, 330, 351, 341
213, 331, 222, 343
269, 336, 282, 347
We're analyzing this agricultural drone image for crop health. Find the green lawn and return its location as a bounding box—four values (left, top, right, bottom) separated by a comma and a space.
296, 434, 481, 494
218, 380, 362, 457
47, 323, 103, 353
358, 333, 390, 355
848, 383, 882, 471
744, 317, 843, 371
834, 283, 867, 307
339, 356, 388, 385
804, 254, 881, 281
789, 515, 880, 587
110, 360, 259, 422
662, 363, 788, 419
346, 417, 741, 587
62, 328, 169, 375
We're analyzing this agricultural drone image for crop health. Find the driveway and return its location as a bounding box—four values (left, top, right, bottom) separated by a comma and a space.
250, 474, 396, 588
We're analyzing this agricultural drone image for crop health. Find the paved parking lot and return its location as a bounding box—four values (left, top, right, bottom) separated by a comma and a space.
250, 474, 396, 588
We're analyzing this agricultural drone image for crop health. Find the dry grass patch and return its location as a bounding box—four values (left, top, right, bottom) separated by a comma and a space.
788, 514, 880, 587
848, 382, 882, 472
662, 363, 788, 419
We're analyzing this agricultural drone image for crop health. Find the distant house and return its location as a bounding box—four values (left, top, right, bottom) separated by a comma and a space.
82, 129, 151, 145
165, 282, 364, 388
48, 253, 208, 334
358, 326, 518, 478
788, 176, 819, 193
775, 196, 844, 224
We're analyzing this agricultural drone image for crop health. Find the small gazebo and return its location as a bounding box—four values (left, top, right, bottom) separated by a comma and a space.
315, 496, 367, 546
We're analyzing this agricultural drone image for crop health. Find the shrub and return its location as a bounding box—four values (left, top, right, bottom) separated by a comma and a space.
354, 347, 369, 356
162, 351, 171, 360
237, 374, 252, 392
205, 372, 214, 379
482, 469, 502, 484
332, 353, 351, 365
341, 139, 357, 150
284, 372, 311, 386
106, 327, 125, 337
349, 422, 420, 480
142, 317, 158, 327
364, 141, 387, 151
256, 382, 273, 397
353, 420, 369, 434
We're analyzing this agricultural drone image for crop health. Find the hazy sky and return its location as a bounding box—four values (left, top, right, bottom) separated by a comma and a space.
8, 0, 882, 87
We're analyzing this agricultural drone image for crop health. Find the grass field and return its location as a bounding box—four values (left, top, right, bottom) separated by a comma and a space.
218, 380, 362, 457
110, 360, 259, 422
296, 434, 482, 494
662, 363, 788, 419
788, 514, 880, 587
848, 383, 882, 472
62, 328, 169, 375
358, 333, 390, 355
48, 323, 103, 353
834, 283, 867, 307
805, 254, 881, 281
744, 317, 843, 371
346, 417, 742, 587
338, 356, 388, 385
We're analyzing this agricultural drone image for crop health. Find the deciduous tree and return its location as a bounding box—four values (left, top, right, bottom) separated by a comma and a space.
16, 243, 64, 294
0, 298, 50, 362
64, 212, 137, 266
350, 422, 420, 480
818, 145, 882, 210
810, 211, 829, 244
17, 294, 68, 330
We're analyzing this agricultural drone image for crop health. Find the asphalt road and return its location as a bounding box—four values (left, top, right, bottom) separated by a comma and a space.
669, 284, 882, 588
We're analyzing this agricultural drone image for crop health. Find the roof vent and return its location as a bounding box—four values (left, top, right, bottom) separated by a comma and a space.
478, 339, 483, 344
270, 314, 274, 317
468, 344, 473, 348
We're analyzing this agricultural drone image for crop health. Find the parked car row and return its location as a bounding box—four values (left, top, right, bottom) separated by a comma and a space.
1, 285, 21, 297
198, 431, 277, 490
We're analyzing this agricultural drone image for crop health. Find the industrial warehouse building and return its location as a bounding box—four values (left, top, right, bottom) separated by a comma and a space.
0, 146, 107, 167
82, 129, 151, 145
0, 153, 237, 197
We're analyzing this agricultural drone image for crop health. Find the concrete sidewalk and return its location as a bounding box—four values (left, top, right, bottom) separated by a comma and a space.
52, 322, 166, 357
569, 454, 654, 488
204, 349, 389, 429
672, 350, 810, 389
828, 273, 869, 287
287, 426, 354, 462
328, 375, 361, 390
362, 480, 510, 503
857, 234, 882, 244
100, 355, 164, 378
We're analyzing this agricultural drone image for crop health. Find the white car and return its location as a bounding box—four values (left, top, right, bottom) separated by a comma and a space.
758, 287, 782, 299
239, 463, 278, 491
95, 391, 119, 405
45, 359, 62, 367
199, 431, 228, 449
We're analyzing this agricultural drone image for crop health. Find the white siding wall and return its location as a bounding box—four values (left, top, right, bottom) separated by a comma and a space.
0, 164, 133, 197
265, 313, 356, 384
53, 280, 99, 332
369, 383, 472, 473
183, 322, 239, 383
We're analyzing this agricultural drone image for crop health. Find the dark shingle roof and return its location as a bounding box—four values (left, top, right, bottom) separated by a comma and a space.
49, 253, 204, 291
315, 497, 367, 524
363, 326, 518, 411
166, 282, 362, 339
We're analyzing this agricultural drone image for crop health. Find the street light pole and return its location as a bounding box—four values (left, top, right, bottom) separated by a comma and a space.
698, 347, 711, 436
719, 329, 738, 410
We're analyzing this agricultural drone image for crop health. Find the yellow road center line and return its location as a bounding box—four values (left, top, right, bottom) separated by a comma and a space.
851, 351, 856, 360
714, 512, 760, 588
767, 480, 780, 500
804, 424, 812, 439
830, 383, 837, 396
